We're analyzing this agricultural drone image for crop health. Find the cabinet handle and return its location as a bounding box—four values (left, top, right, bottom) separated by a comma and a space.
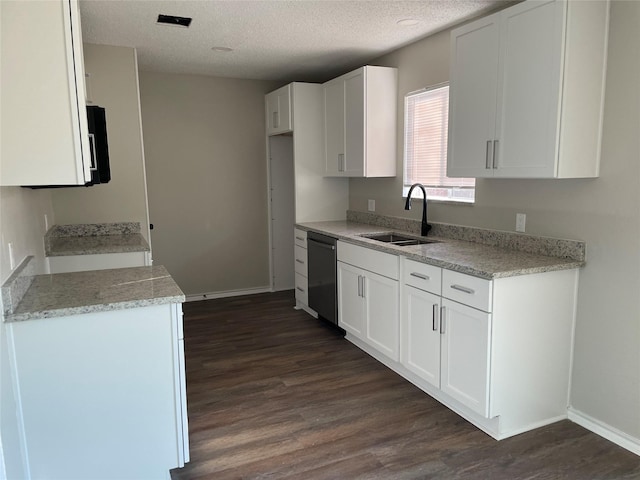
361, 276, 366, 299
410, 272, 429, 281
307, 238, 335, 250
338, 153, 345, 172
432, 304, 438, 331
295, 236, 305, 241
295, 259, 304, 264
296, 287, 305, 293
440, 306, 446, 334
357, 275, 362, 297
485, 140, 493, 170
493, 139, 499, 169
273, 111, 279, 129
450, 284, 475, 295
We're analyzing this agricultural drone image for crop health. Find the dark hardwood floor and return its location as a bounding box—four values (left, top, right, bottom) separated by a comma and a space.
171, 291, 640, 480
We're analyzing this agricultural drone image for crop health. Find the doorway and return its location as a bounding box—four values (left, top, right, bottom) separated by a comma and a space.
267, 134, 295, 291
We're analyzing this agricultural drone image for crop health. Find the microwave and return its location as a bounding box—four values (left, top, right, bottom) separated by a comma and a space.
25, 105, 110, 189
86, 105, 111, 185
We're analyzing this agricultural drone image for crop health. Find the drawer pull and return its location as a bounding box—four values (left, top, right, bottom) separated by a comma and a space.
410, 272, 430, 281
432, 304, 438, 331
451, 284, 475, 295
295, 236, 305, 241
295, 259, 304, 264
296, 287, 305, 293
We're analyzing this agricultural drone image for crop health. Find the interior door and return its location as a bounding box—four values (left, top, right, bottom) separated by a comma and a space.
268, 135, 295, 291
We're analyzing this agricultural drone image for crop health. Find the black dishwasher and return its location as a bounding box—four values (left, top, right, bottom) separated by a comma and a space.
307, 232, 338, 325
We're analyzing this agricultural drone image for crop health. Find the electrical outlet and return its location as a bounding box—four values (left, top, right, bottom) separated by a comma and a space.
368, 199, 375, 212
516, 213, 526, 233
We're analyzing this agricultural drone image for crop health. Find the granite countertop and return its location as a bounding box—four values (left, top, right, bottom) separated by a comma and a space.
4, 265, 185, 323
46, 233, 150, 257
44, 222, 150, 257
297, 220, 584, 279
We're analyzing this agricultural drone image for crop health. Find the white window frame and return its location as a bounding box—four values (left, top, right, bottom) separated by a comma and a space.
403, 83, 475, 204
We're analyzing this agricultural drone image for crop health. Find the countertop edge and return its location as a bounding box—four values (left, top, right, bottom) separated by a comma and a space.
4, 294, 186, 323
46, 244, 151, 257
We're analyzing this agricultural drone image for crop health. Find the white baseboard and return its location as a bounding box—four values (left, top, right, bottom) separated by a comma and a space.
568, 408, 640, 456
185, 286, 272, 302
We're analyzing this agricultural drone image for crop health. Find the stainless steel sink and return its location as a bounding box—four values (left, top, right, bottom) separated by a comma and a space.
359, 233, 439, 247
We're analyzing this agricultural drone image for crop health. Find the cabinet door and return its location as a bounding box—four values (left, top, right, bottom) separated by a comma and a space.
343, 69, 365, 177
1, 0, 91, 186
337, 261, 364, 337
266, 85, 292, 135
447, 13, 501, 179
324, 78, 345, 175
440, 299, 492, 417
494, 0, 564, 177
363, 270, 399, 361
401, 285, 441, 387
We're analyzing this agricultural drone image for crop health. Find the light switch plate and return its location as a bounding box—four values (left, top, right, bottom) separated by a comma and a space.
516, 213, 526, 233
368, 199, 375, 212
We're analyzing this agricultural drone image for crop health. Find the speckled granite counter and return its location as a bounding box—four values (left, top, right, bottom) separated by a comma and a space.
296, 219, 585, 279
45, 222, 150, 257
4, 265, 185, 323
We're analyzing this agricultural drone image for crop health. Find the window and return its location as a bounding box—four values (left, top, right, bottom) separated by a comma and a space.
403, 84, 475, 203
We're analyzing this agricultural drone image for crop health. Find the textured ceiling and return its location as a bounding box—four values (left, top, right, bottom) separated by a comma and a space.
80, 0, 514, 83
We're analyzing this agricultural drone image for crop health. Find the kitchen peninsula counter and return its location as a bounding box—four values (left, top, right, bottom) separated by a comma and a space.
4, 265, 184, 323
296, 218, 585, 280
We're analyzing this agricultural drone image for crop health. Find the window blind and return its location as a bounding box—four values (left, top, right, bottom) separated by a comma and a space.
404, 85, 475, 189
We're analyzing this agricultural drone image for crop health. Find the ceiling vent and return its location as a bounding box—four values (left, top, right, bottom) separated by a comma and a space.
157, 14, 192, 27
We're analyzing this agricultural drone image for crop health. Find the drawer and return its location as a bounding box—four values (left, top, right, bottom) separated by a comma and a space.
337, 241, 399, 280
402, 258, 442, 295
294, 245, 307, 276
442, 270, 493, 312
295, 273, 308, 305
294, 229, 307, 248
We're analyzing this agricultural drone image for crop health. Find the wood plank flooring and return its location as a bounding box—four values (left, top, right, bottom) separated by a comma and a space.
171, 291, 640, 480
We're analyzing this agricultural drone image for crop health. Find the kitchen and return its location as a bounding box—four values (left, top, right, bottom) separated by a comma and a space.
1, 0, 639, 478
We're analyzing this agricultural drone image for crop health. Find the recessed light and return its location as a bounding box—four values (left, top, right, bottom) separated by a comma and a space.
397, 18, 419, 26
211, 46, 233, 53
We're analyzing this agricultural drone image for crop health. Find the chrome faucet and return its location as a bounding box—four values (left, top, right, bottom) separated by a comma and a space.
404, 183, 431, 236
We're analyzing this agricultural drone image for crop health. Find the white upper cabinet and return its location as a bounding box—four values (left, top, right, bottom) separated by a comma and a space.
1, 0, 92, 186
265, 84, 292, 135
448, 0, 610, 179
323, 66, 397, 178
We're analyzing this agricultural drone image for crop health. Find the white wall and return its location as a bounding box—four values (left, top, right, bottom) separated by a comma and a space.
138, 72, 279, 296
51, 44, 151, 242
0, 186, 54, 479
350, 0, 640, 444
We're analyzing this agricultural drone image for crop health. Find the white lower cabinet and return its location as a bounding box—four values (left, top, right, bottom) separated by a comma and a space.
7, 303, 189, 479
338, 248, 578, 440
402, 285, 441, 387
293, 229, 316, 316
337, 262, 364, 336
401, 262, 492, 418
440, 298, 491, 417
337, 242, 399, 361
48, 251, 150, 273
